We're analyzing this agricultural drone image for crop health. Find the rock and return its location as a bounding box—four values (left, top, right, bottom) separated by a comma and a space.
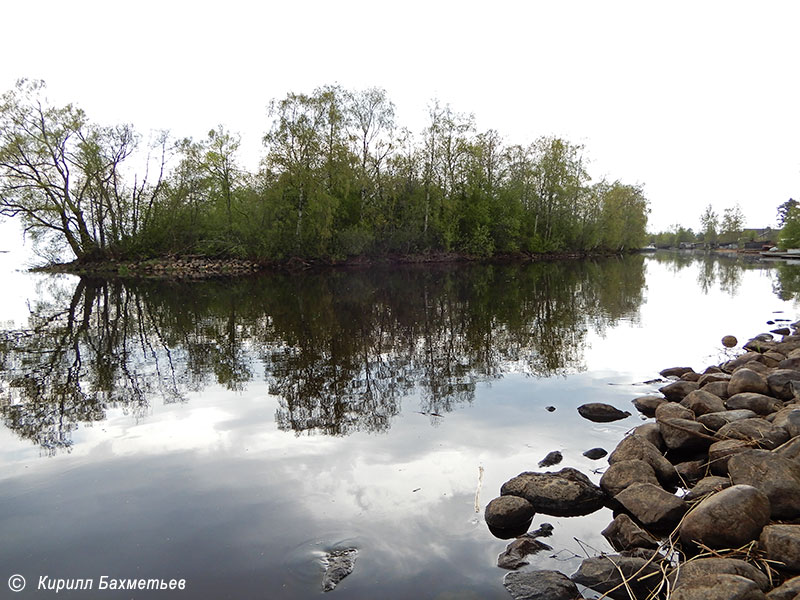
321, 548, 358, 592
545, 405, 556, 412
571, 554, 661, 600
708, 439, 753, 475
538, 450, 563, 468
675, 459, 706, 485
670, 557, 770, 591
717, 418, 790, 450
660, 380, 700, 401
485, 496, 536, 531
601, 513, 659, 551
723, 335, 739, 348
737, 361, 773, 376
726, 393, 784, 416
582, 447, 607, 460
773, 327, 793, 336
778, 357, 800, 371
600, 459, 660, 497
614, 482, 687, 530
703, 380, 731, 399
760, 524, 800, 572
776, 435, 800, 462
681, 389, 727, 415
763, 351, 786, 368
728, 450, 800, 519
698, 371, 732, 386
768, 370, 800, 400
497, 536, 553, 570
500, 468, 605, 517
684, 475, 732, 501
682, 371, 702, 381
661, 366, 696, 378
699, 409, 759, 431
659, 417, 714, 451
632, 395, 667, 417
609, 434, 677, 485
632, 423, 666, 451
766, 575, 800, 600
503, 570, 581, 600
728, 368, 770, 396
656, 402, 695, 421
723, 352, 767, 373
577, 402, 631, 423
679, 484, 771, 549
773, 407, 800, 438
670, 573, 767, 600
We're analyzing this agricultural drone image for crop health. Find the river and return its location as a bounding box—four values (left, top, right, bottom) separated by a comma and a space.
0, 251, 797, 599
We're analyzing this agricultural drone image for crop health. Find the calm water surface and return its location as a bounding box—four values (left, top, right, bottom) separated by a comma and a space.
0, 252, 798, 599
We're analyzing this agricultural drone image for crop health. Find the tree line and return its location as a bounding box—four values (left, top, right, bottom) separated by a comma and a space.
0, 80, 650, 263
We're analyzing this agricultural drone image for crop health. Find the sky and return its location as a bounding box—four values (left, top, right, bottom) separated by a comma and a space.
0, 0, 798, 234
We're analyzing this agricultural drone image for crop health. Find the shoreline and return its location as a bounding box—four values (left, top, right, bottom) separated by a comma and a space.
487, 325, 800, 599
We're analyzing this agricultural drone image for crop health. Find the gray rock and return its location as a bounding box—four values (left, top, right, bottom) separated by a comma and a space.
600, 459, 660, 497
608, 434, 677, 485
773, 408, 800, 438
614, 482, 687, 530
670, 557, 770, 591
503, 570, 580, 600
760, 524, 800, 572
703, 380, 731, 399
659, 417, 714, 451
660, 366, 695, 378
571, 554, 661, 600
632, 423, 666, 451
768, 370, 800, 400
778, 357, 800, 371
717, 418, 790, 450
698, 371, 732, 386
670, 574, 767, 600
656, 402, 695, 421
723, 352, 767, 373
776, 435, 800, 462
538, 450, 563, 468
679, 484, 771, 549
766, 575, 800, 600
708, 439, 753, 475
321, 548, 358, 592
698, 409, 759, 431
728, 450, 800, 519
681, 389, 727, 415
722, 335, 739, 348
500, 468, 605, 517
727, 393, 785, 416
682, 371, 702, 381
660, 380, 700, 401
601, 513, 659, 551
577, 402, 631, 423
632, 395, 667, 417
497, 536, 553, 570
485, 495, 536, 531
684, 476, 732, 501
675, 459, 706, 485
729, 368, 770, 396
582, 447, 607, 460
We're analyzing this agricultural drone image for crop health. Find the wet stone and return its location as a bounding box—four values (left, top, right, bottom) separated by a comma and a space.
582, 447, 607, 460
321, 548, 358, 592
538, 450, 563, 468
503, 570, 580, 600
577, 402, 631, 423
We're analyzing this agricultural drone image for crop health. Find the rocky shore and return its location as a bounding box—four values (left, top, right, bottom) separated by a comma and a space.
486, 326, 800, 599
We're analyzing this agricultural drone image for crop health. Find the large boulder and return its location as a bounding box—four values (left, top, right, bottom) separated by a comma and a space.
503, 570, 580, 600
728, 368, 770, 396
658, 417, 714, 451
660, 380, 700, 401
728, 450, 800, 519
661, 366, 695, 378
726, 393, 784, 416
717, 418, 790, 450
776, 435, 800, 462
765, 575, 800, 600
679, 484, 771, 549
600, 459, 660, 497
614, 482, 687, 530
772, 407, 800, 438
484, 495, 535, 531
703, 380, 731, 399
632, 395, 667, 417
708, 439, 753, 475
669, 557, 770, 591
571, 554, 661, 600
681, 389, 727, 415
500, 468, 605, 517
670, 574, 767, 600
768, 370, 800, 400
698, 409, 759, 431
723, 352, 766, 373
656, 402, 695, 421
577, 402, 631, 423
759, 524, 800, 572
684, 475, 732, 501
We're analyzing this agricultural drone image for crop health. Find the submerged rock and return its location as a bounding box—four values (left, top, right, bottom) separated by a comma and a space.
577, 402, 631, 422
538, 450, 563, 468
503, 570, 580, 600
497, 535, 553, 570
321, 548, 358, 592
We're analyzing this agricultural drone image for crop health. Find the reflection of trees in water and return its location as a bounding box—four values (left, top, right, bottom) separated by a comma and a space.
649, 251, 769, 297
0, 257, 648, 451
772, 263, 800, 302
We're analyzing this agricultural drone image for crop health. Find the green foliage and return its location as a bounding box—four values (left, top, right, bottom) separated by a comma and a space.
779, 205, 800, 249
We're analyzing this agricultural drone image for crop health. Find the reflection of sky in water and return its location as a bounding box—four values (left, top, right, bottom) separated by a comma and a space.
0, 253, 798, 599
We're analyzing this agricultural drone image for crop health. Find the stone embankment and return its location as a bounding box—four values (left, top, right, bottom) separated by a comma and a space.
486, 325, 800, 600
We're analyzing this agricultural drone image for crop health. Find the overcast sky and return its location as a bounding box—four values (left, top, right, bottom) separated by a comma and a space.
1, 0, 798, 233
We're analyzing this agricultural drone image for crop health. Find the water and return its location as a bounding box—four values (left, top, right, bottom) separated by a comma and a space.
0, 252, 796, 599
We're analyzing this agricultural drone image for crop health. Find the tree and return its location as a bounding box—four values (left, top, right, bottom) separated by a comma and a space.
699, 204, 718, 245
780, 204, 800, 249
778, 198, 798, 227
720, 204, 745, 244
